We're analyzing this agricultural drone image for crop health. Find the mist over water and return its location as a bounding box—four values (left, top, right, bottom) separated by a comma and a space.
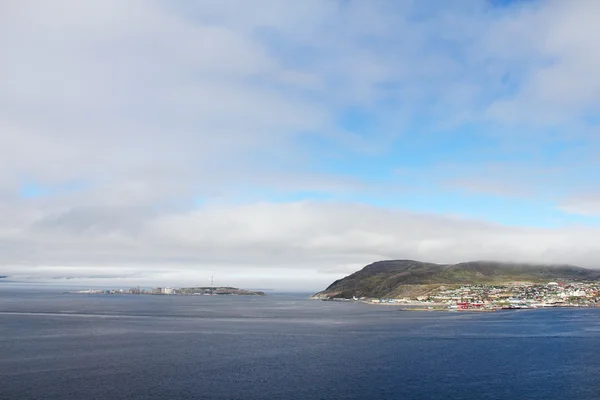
1, 288, 599, 400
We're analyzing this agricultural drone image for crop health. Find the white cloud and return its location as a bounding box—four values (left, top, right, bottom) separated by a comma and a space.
3, 201, 600, 290
558, 193, 600, 217
485, 0, 600, 126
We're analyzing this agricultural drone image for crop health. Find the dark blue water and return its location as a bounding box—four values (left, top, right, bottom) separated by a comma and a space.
1, 288, 599, 400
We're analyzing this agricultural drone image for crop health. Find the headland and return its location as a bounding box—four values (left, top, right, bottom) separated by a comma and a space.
71, 286, 266, 296
313, 260, 600, 311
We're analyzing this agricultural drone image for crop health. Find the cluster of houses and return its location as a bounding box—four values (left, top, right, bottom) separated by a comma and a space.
368, 281, 600, 309
71, 286, 262, 296
72, 287, 177, 295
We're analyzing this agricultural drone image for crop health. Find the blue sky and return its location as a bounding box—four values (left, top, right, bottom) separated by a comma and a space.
2, 0, 600, 288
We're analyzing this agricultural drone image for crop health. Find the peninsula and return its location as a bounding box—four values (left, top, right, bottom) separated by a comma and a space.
313, 260, 600, 310
72, 286, 266, 296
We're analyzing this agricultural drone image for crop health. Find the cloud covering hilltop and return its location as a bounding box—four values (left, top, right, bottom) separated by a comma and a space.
2, 1, 600, 290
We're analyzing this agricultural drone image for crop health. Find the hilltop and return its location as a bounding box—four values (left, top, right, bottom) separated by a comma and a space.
313, 260, 600, 299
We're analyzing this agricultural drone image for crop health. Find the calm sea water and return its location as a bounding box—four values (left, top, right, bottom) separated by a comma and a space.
1, 287, 599, 400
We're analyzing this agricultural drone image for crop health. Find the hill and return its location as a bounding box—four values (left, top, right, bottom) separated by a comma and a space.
313, 260, 600, 299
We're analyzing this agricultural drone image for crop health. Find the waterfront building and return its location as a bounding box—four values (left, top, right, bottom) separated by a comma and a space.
163, 287, 174, 295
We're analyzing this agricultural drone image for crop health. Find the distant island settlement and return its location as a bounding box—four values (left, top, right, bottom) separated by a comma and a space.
314, 281, 600, 311
70, 287, 266, 296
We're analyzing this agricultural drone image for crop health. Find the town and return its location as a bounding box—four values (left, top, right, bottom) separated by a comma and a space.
71, 286, 266, 296
361, 281, 600, 311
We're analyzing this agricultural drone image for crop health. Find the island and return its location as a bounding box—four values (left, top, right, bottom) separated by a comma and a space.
71, 286, 266, 296
312, 260, 600, 311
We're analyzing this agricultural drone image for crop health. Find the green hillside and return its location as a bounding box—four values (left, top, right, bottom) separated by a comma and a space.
314, 260, 600, 299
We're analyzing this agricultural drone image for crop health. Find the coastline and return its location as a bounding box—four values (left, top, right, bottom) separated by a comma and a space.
311, 296, 600, 312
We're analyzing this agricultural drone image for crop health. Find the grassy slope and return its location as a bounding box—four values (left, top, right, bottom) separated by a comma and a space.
316, 260, 600, 299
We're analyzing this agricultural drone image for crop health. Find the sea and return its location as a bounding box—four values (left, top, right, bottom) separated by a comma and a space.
1, 286, 600, 400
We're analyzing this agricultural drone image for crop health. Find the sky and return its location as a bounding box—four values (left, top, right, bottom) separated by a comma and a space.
2, 0, 600, 291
